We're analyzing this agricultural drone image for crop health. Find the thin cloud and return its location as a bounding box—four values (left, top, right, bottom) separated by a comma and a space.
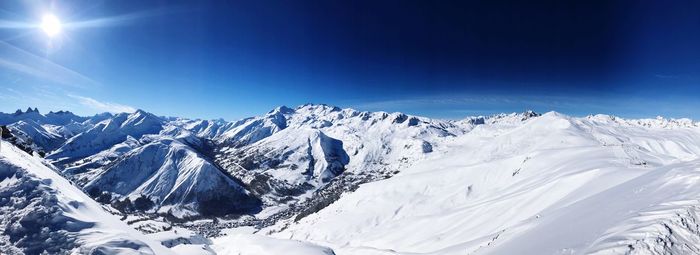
0, 41, 99, 88
0, 20, 34, 29
69, 94, 135, 113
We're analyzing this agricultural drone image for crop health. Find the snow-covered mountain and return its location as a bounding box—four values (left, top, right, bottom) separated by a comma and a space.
83, 137, 261, 218
14, 104, 475, 219
0, 108, 47, 125
268, 112, 700, 255
214, 104, 468, 206
0, 140, 173, 254
48, 110, 164, 163
0, 107, 105, 126
7, 119, 67, 152
3, 105, 700, 254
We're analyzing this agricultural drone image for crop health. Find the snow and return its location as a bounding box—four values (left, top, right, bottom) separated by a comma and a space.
225, 127, 350, 200
63, 135, 142, 180
7, 119, 67, 152
48, 110, 163, 163
212, 233, 335, 255
215, 104, 471, 207
269, 111, 700, 255
0, 140, 173, 254
4, 105, 700, 254
83, 137, 260, 218
3, 105, 532, 222
170, 118, 235, 139
148, 227, 215, 255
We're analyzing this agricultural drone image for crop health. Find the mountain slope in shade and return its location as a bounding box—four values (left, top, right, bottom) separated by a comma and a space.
222, 128, 350, 203
83, 137, 261, 218
270, 112, 700, 255
0, 108, 97, 126
0, 108, 46, 126
0, 140, 173, 255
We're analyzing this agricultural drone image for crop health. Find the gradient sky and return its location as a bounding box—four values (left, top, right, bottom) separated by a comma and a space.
1, 1, 699, 120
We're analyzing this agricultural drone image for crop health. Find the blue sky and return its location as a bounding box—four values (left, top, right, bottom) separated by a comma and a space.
1, 1, 699, 120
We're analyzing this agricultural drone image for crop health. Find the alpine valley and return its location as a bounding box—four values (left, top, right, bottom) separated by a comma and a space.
2, 104, 700, 255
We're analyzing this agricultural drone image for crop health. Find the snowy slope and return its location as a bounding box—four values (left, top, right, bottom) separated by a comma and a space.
270, 112, 700, 255
83, 137, 261, 218
48, 110, 164, 163
0, 108, 92, 126
0, 140, 173, 254
214, 104, 471, 207
215, 106, 291, 148
6, 105, 700, 255
1, 105, 540, 223
218, 127, 351, 204
7, 119, 67, 152
62, 135, 143, 183
213, 233, 335, 255
170, 118, 237, 139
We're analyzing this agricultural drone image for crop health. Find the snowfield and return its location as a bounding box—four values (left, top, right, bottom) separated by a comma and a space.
2, 105, 700, 255
213, 233, 335, 255
270, 112, 700, 255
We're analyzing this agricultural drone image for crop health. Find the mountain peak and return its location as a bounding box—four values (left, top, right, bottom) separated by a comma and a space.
12, 107, 40, 116
268, 105, 295, 115
47, 110, 74, 115
522, 110, 541, 120
295, 103, 342, 113
125, 109, 163, 124
124, 109, 161, 123
133, 109, 149, 115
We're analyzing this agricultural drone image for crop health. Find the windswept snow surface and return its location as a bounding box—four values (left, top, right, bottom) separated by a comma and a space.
0, 140, 173, 254
271, 112, 700, 255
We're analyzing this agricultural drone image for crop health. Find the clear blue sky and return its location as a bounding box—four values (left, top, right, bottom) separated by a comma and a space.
1, 1, 699, 120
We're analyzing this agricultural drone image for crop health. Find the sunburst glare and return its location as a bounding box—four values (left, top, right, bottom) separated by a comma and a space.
40, 14, 61, 37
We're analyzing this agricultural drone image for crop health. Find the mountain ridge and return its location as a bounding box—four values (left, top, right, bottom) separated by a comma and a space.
2, 104, 700, 254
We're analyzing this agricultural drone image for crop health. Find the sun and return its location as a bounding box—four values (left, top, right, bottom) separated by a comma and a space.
41, 14, 62, 37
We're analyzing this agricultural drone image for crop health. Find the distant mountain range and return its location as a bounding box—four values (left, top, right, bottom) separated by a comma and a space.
2, 104, 700, 254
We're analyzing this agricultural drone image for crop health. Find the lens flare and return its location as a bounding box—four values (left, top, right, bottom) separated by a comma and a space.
41, 14, 61, 37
